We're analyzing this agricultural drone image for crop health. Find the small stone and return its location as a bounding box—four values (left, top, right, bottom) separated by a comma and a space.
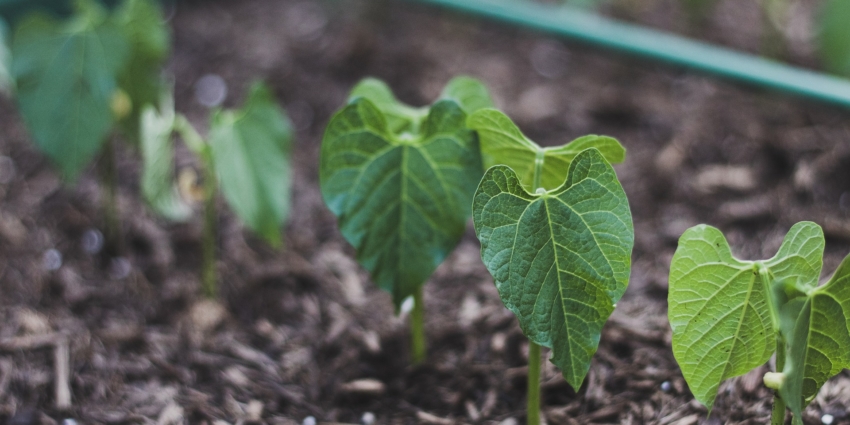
62, 419, 78, 425
339, 378, 386, 395
498, 418, 518, 425
660, 381, 672, 392
302, 416, 316, 425
195, 74, 227, 108
0, 155, 16, 184
43, 249, 62, 271
361, 412, 376, 425
109, 257, 131, 280
822, 414, 835, 425
81, 229, 104, 254
400, 296, 414, 316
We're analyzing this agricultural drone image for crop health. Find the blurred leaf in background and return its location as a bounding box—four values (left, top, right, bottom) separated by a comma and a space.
209, 82, 293, 247
0, 16, 11, 94
11, 0, 129, 179
818, 0, 850, 78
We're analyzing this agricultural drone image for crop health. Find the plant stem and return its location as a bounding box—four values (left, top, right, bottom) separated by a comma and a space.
527, 340, 541, 425
411, 285, 427, 364
201, 162, 218, 299
100, 137, 122, 253
771, 335, 787, 425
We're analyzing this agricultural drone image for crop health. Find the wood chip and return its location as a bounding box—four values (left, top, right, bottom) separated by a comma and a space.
339, 378, 385, 395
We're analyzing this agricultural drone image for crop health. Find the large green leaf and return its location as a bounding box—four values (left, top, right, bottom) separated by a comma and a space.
11, 0, 129, 179
114, 0, 169, 141
439, 76, 494, 114
468, 108, 625, 191
320, 94, 483, 307
668, 222, 824, 410
775, 252, 850, 424
0, 17, 11, 94
139, 92, 191, 221
817, 0, 850, 78
208, 82, 292, 247
472, 148, 633, 389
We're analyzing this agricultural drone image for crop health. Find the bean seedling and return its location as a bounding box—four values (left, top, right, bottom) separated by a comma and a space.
817, 0, 850, 78
470, 108, 633, 424
320, 76, 493, 364
668, 221, 850, 425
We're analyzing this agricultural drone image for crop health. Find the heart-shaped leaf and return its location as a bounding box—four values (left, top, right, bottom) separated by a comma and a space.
472, 148, 633, 389
468, 108, 625, 191
140, 91, 192, 221
320, 86, 485, 307
668, 222, 824, 410
114, 0, 170, 142
208, 82, 293, 247
11, 0, 129, 179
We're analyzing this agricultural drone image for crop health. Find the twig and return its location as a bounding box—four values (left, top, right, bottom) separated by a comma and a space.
54, 337, 71, 409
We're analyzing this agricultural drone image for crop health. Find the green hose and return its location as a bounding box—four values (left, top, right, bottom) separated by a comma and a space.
408, 0, 850, 109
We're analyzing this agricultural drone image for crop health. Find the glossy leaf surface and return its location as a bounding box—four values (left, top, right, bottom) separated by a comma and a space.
209, 82, 293, 247
468, 108, 625, 191
668, 222, 826, 410
320, 83, 485, 307
11, 1, 129, 178
140, 93, 191, 221
473, 148, 633, 389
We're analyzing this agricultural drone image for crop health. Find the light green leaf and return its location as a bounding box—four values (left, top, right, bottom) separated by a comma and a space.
208, 82, 292, 247
818, 0, 850, 78
468, 108, 625, 191
140, 92, 191, 221
320, 94, 483, 307
0, 17, 11, 95
348, 78, 424, 134
439, 76, 494, 114
472, 148, 633, 389
777, 252, 850, 424
114, 0, 170, 141
668, 222, 823, 410
11, 4, 129, 179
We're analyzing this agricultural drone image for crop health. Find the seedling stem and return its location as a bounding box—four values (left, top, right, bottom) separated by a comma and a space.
771, 335, 787, 425
411, 285, 426, 364
527, 340, 541, 425
100, 136, 122, 253
201, 161, 218, 298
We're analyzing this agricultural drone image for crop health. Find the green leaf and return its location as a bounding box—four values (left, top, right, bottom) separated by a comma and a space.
11, 3, 129, 179
818, 0, 850, 78
0, 17, 11, 95
320, 94, 483, 307
348, 78, 425, 134
439, 76, 494, 114
208, 82, 293, 247
139, 92, 191, 221
114, 0, 170, 141
468, 108, 625, 191
472, 148, 633, 389
777, 252, 850, 424
668, 222, 824, 410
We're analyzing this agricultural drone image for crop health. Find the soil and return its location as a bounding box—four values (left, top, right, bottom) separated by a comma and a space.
2, 0, 850, 423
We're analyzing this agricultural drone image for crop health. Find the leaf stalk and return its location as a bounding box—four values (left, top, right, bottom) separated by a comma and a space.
527, 340, 541, 425
411, 285, 427, 364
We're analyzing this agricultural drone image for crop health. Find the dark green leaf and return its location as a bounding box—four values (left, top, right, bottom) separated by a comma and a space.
468, 108, 625, 191
208, 82, 292, 247
818, 0, 850, 78
11, 2, 129, 179
320, 93, 483, 307
0, 17, 11, 94
139, 92, 191, 221
472, 148, 633, 389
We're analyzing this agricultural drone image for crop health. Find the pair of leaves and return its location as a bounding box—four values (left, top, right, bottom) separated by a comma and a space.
467, 108, 624, 191
472, 149, 632, 389
10, 0, 168, 179
320, 76, 492, 307
141, 83, 293, 247
669, 222, 850, 423
818, 0, 850, 78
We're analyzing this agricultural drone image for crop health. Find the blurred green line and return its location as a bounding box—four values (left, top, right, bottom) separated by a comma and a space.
409, 0, 850, 109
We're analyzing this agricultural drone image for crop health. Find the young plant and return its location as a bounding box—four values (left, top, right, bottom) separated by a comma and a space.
140, 82, 293, 297
320, 76, 493, 364
470, 109, 633, 425
8, 0, 169, 249
817, 0, 850, 78
668, 221, 850, 425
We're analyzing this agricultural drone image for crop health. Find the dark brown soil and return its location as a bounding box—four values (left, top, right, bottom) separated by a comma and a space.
2, 0, 850, 424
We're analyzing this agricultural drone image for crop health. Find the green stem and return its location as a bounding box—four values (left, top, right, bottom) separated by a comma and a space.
411, 285, 426, 364
201, 161, 218, 299
100, 137, 122, 253
527, 340, 541, 425
771, 335, 787, 425
533, 149, 544, 192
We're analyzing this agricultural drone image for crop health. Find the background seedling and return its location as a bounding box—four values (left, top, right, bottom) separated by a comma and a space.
668, 221, 850, 425
7, 0, 169, 250
817, 0, 850, 79
470, 109, 632, 425
320, 76, 492, 364
141, 82, 293, 297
